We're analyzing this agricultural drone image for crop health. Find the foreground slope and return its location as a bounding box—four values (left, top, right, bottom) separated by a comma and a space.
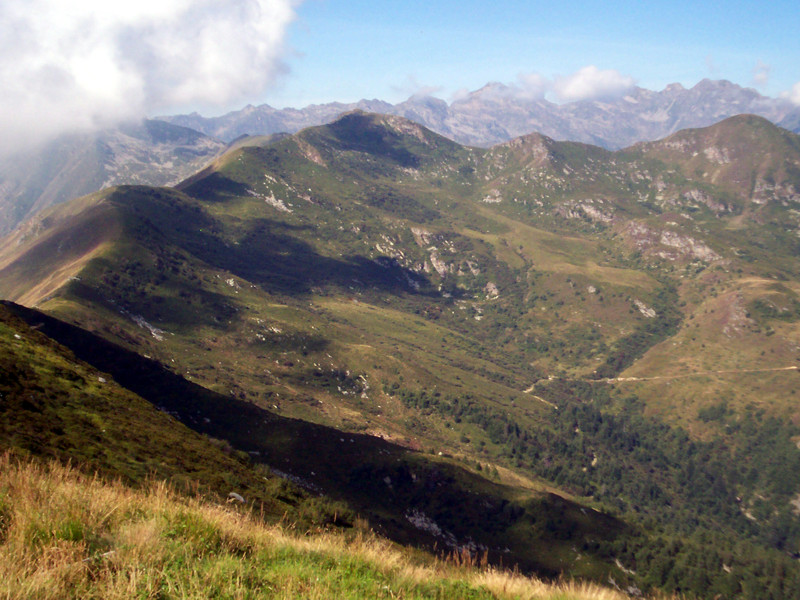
2, 112, 800, 598
1, 302, 627, 597
0, 456, 639, 600
3, 300, 632, 582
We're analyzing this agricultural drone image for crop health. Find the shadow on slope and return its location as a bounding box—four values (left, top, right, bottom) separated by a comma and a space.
0, 303, 315, 520
108, 186, 434, 298
5, 300, 627, 580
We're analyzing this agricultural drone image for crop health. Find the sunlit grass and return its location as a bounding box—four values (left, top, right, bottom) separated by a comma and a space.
0, 454, 651, 600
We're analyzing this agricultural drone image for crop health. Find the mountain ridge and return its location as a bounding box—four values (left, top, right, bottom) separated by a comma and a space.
3, 79, 798, 238
159, 79, 800, 150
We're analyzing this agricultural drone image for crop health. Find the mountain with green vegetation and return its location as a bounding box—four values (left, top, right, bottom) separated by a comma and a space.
0, 303, 642, 600
2, 111, 800, 598
1, 299, 632, 582
1, 454, 641, 600
0, 301, 326, 520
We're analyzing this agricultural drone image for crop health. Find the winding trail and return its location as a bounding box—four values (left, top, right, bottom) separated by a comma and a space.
523, 365, 799, 404
596, 364, 799, 383
522, 381, 560, 408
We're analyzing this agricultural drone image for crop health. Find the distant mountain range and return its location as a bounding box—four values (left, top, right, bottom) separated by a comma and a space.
3, 78, 799, 236
160, 79, 800, 149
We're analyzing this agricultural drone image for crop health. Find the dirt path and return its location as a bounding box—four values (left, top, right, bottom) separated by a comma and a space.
523, 365, 799, 398
522, 384, 559, 409
597, 365, 799, 383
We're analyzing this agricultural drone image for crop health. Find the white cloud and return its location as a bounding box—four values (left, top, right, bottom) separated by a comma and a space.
450, 67, 637, 106
392, 75, 442, 100
783, 82, 800, 105
515, 72, 549, 100
0, 0, 300, 154
463, 73, 548, 102
449, 87, 472, 102
752, 61, 770, 88
551, 66, 636, 103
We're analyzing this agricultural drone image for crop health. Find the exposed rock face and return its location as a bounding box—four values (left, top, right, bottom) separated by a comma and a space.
683, 189, 729, 214
721, 293, 751, 338
703, 146, 732, 164
633, 299, 656, 319
752, 179, 800, 205
482, 189, 503, 203
658, 231, 720, 262
622, 221, 721, 263
429, 251, 451, 277
294, 138, 327, 166
383, 114, 430, 143
557, 199, 613, 223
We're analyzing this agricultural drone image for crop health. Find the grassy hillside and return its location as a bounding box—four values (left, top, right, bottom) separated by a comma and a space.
0, 455, 639, 600
2, 112, 800, 598
2, 301, 634, 582
0, 302, 326, 522
0, 298, 648, 592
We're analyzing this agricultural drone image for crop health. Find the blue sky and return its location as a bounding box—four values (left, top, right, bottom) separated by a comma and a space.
1, 0, 798, 154
265, 0, 800, 108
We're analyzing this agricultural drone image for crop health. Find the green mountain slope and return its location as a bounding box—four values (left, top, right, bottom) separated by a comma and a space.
0, 302, 313, 517
2, 300, 631, 581
0, 306, 633, 599
0, 455, 643, 600
2, 112, 800, 598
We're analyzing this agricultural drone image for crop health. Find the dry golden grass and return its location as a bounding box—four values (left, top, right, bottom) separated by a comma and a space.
0, 453, 664, 599
464, 208, 656, 290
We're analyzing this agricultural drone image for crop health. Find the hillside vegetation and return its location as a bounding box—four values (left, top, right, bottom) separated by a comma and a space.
0, 301, 633, 583
0, 298, 635, 599
0, 455, 635, 600
0, 302, 338, 524
2, 112, 800, 598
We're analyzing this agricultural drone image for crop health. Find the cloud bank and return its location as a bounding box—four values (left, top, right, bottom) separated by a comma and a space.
392, 75, 443, 101
457, 67, 636, 104
784, 82, 800, 106
0, 0, 300, 153
551, 66, 636, 102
